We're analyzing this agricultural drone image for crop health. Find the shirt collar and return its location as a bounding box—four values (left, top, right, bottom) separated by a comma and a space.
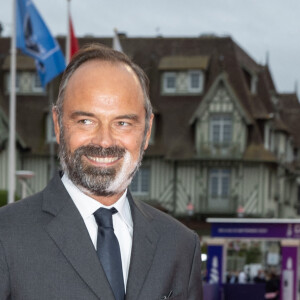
61, 174, 133, 230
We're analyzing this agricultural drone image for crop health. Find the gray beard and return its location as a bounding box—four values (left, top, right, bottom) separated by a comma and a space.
58, 130, 145, 197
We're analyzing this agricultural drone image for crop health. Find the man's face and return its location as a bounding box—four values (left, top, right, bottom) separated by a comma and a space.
53, 60, 152, 197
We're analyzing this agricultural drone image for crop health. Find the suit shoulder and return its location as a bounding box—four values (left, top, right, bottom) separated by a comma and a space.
137, 200, 197, 239
0, 191, 43, 227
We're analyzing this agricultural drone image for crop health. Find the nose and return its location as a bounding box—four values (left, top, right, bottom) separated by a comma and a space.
90, 125, 115, 148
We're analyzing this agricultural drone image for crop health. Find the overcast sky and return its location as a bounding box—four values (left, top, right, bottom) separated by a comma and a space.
0, 0, 299, 97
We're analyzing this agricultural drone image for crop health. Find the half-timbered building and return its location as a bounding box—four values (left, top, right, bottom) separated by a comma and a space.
0, 35, 299, 219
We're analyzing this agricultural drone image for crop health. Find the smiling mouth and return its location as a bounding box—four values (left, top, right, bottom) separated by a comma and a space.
86, 156, 120, 164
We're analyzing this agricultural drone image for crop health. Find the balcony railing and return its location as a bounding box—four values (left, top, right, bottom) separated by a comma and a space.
196, 142, 243, 159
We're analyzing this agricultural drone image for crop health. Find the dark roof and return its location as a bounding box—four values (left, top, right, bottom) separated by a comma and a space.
243, 144, 277, 162
278, 93, 300, 148
278, 93, 300, 111
0, 36, 298, 159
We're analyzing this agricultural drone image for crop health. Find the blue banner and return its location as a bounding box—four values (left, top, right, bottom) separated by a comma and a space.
207, 245, 223, 285
16, 0, 66, 87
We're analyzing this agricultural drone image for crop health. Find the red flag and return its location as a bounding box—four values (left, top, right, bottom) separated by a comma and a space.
69, 16, 79, 60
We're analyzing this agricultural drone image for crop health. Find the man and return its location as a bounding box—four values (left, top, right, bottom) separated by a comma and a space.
0, 44, 202, 299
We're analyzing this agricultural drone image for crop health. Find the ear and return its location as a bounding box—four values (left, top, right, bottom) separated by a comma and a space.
52, 107, 61, 144
143, 113, 154, 150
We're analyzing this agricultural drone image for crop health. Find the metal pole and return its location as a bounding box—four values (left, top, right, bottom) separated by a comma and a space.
8, 0, 17, 204
66, 0, 71, 64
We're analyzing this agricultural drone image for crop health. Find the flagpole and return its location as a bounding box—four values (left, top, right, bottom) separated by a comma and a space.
113, 28, 123, 52
8, 0, 17, 204
66, 0, 71, 64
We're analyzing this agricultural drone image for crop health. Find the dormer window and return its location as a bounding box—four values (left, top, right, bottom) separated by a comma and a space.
242, 68, 258, 94
161, 70, 204, 95
159, 55, 209, 95
5, 71, 45, 95
3, 55, 45, 95
250, 74, 258, 94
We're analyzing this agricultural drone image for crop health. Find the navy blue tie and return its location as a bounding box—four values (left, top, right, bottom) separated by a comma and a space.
94, 207, 125, 300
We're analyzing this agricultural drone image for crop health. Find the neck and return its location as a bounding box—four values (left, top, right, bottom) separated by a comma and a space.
86, 190, 125, 206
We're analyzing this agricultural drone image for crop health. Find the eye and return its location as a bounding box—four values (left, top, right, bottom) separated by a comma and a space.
78, 119, 93, 125
118, 121, 130, 126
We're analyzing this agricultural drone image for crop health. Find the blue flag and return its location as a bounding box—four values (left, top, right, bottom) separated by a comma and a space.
16, 0, 66, 87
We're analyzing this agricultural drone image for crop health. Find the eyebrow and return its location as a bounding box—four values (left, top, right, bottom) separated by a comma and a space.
70, 111, 95, 118
115, 114, 140, 121
70, 111, 140, 121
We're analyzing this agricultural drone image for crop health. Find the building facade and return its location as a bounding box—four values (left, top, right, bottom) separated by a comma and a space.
0, 35, 299, 218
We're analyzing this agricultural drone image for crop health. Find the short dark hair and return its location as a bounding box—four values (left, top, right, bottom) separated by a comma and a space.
55, 43, 152, 133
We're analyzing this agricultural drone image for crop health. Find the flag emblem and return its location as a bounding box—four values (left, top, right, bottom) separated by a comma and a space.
16, 0, 66, 87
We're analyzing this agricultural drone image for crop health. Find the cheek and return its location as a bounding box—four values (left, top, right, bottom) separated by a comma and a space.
69, 136, 88, 151
64, 127, 90, 151
122, 134, 144, 157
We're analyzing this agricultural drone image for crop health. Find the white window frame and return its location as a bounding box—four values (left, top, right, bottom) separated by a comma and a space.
163, 72, 176, 93
130, 166, 150, 195
210, 114, 232, 146
188, 70, 203, 93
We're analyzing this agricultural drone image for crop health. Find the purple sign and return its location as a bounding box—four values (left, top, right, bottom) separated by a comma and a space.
281, 246, 298, 300
211, 222, 300, 239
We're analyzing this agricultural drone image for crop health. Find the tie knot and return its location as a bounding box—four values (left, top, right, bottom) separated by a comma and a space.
94, 207, 117, 228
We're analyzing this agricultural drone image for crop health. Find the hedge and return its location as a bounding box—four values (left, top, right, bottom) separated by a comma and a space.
0, 190, 19, 207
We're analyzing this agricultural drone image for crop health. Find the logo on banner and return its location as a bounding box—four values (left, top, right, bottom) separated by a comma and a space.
209, 256, 220, 284
24, 14, 44, 57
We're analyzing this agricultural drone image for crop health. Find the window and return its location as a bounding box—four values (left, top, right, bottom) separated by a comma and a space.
209, 169, 231, 200
130, 167, 150, 195
250, 75, 258, 94
162, 70, 204, 95
5, 72, 45, 94
6, 72, 20, 93
163, 72, 176, 93
32, 73, 43, 92
188, 70, 203, 93
210, 114, 232, 145
264, 122, 270, 150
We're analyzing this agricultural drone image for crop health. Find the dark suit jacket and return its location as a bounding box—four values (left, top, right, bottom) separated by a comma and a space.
0, 173, 202, 299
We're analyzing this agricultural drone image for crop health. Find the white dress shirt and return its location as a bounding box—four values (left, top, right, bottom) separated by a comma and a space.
61, 175, 133, 288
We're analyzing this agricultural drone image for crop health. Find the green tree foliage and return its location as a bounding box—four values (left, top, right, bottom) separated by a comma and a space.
0, 190, 20, 207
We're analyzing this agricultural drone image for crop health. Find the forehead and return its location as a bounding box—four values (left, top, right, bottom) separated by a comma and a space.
67, 60, 141, 93
62, 60, 145, 112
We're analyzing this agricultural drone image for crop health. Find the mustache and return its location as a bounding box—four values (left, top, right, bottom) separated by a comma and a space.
73, 145, 126, 158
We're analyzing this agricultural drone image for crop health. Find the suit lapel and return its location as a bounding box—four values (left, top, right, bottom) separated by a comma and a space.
126, 192, 160, 300
42, 174, 115, 300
